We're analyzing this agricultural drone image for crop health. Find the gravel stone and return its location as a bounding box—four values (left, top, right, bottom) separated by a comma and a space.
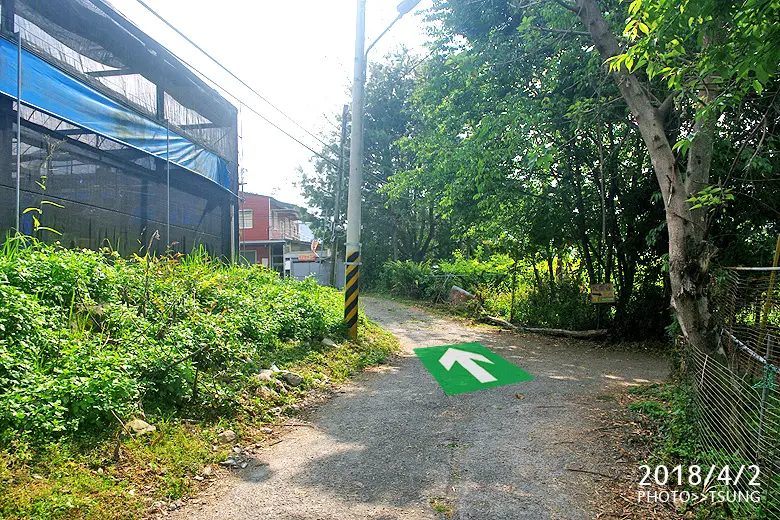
216, 430, 236, 444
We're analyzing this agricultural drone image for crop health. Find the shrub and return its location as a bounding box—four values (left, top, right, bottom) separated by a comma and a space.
379, 260, 437, 300
0, 241, 350, 443
512, 279, 598, 330
438, 252, 512, 295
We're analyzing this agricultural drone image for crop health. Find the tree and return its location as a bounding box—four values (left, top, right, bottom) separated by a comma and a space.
424, 0, 779, 353
301, 49, 452, 283
390, 2, 671, 334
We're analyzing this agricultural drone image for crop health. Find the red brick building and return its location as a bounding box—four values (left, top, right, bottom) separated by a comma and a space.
238, 193, 310, 271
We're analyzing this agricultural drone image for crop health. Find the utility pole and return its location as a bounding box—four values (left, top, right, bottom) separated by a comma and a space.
330, 104, 349, 288
344, 0, 367, 339
344, 0, 420, 339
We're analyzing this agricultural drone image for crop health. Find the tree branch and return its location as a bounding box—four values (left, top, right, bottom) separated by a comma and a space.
532, 26, 589, 37
552, 0, 580, 13
657, 93, 676, 122
511, 0, 548, 9
165, 343, 210, 371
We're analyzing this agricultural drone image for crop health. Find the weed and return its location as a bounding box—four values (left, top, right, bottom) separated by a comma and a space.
429, 496, 454, 516
0, 240, 399, 519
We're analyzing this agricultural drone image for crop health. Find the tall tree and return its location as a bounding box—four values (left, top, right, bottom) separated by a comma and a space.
301, 49, 451, 282
393, 2, 669, 330
422, 0, 779, 354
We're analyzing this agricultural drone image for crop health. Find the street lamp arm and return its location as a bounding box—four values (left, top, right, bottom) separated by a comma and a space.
365, 12, 403, 57
365, 0, 421, 57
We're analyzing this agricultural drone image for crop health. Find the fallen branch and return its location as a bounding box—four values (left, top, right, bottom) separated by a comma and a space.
566, 466, 615, 479
524, 327, 608, 339
591, 425, 625, 432
482, 315, 608, 339
283, 421, 316, 429
110, 409, 133, 436
484, 315, 521, 331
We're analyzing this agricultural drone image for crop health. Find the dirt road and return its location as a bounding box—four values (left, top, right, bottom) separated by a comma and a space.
177, 297, 668, 519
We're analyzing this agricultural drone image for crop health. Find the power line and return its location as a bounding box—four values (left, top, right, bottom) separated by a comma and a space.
406, 48, 436, 73
133, 0, 336, 151
239, 101, 341, 171
108, 1, 415, 192
88, 0, 343, 172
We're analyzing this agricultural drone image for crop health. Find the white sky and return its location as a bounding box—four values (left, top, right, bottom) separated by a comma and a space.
106, 0, 433, 208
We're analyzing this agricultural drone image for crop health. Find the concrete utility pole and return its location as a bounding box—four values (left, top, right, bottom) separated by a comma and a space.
330, 104, 349, 288
343, 0, 367, 339
344, 0, 420, 339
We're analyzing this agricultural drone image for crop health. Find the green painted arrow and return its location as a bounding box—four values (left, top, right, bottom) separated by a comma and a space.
414, 342, 533, 395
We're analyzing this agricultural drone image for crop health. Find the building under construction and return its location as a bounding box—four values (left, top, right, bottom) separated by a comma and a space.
0, 0, 239, 258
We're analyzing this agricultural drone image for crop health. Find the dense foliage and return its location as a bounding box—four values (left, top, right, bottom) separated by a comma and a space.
0, 240, 354, 443
300, 50, 454, 284
377, 255, 658, 334
302, 0, 779, 341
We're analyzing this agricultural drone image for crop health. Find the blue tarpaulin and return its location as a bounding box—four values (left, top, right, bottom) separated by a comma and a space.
0, 36, 231, 189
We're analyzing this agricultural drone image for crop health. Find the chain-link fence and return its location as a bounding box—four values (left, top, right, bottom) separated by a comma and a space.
683, 266, 780, 519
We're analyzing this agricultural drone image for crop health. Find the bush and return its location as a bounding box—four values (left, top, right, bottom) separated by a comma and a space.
380, 256, 601, 330
438, 252, 512, 295
380, 260, 441, 300
0, 241, 350, 443
512, 279, 598, 330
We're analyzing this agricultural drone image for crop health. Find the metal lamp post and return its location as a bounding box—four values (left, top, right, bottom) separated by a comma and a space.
344, 0, 420, 339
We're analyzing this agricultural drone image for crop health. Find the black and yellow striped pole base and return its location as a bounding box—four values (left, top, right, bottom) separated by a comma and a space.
344, 250, 360, 339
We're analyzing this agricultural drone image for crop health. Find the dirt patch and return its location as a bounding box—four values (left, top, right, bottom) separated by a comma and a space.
582, 390, 688, 519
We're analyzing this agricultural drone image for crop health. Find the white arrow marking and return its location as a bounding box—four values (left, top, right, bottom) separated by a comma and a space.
439, 348, 497, 383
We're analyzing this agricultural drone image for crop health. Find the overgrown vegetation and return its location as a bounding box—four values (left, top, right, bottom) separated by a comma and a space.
376, 253, 668, 337
301, 0, 779, 347
0, 238, 398, 519
627, 381, 777, 519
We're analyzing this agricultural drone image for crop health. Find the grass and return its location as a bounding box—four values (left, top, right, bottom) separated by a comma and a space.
0, 420, 222, 519
625, 381, 776, 519
429, 496, 454, 516
0, 239, 399, 519
0, 318, 397, 520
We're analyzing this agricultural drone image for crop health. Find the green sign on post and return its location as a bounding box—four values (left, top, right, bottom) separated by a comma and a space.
414, 342, 533, 395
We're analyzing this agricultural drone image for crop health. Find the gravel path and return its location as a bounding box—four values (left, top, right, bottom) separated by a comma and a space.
177, 297, 668, 520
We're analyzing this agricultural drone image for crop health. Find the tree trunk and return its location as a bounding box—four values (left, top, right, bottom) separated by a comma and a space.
546, 251, 555, 286
574, 0, 720, 356
510, 258, 518, 323
391, 206, 399, 261
573, 163, 597, 283
532, 262, 541, 292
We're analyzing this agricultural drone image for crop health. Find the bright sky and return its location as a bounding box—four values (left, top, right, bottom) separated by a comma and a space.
107, 0, 433, 208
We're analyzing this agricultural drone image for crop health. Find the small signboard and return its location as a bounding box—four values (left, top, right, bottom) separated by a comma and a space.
297, 253, 317, 262
590, 283, 616, 304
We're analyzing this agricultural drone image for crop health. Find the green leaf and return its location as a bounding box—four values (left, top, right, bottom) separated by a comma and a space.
36, 226, 62, 235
